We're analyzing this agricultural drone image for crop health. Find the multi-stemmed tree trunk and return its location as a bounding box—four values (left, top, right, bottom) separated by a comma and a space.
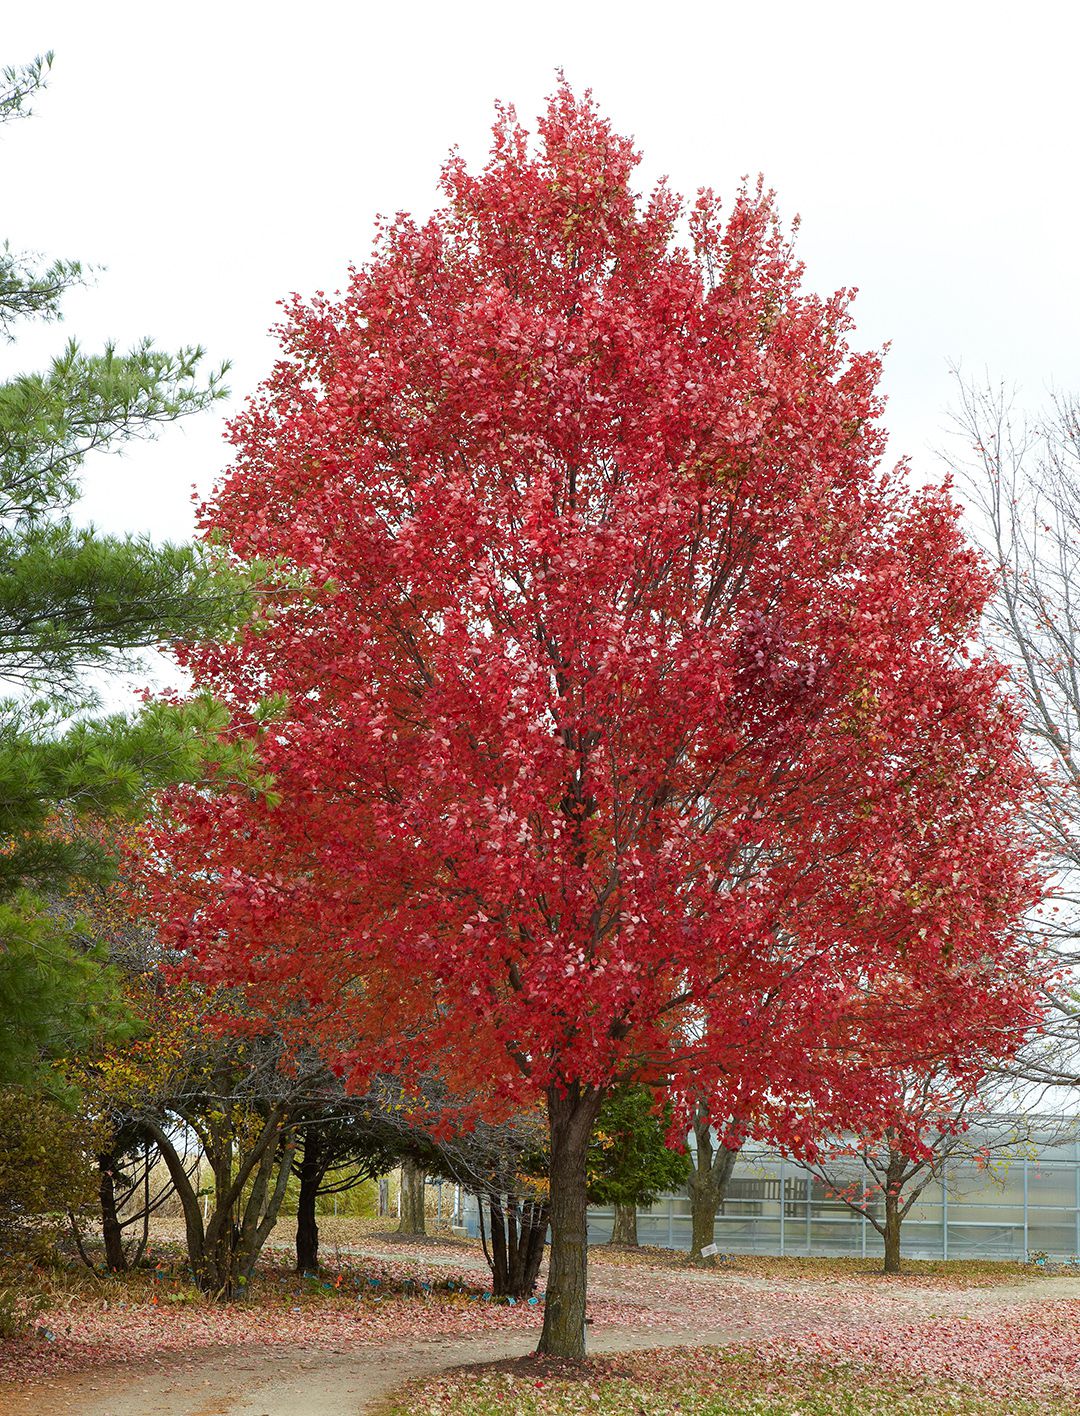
482, 1191, 549, 1297
141, 1104, 296, 1297
539, 1085, 604, 1358
686, 1113, 741, 1265
609, 1202, 638, 1246
397, 1156, 427, 1236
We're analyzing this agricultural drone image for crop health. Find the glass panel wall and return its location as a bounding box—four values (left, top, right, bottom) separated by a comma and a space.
464, 1119, 1080, 1262
581, 1121, 1080, 1261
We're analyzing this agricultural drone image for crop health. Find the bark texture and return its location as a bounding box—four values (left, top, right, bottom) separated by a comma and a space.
295, 1130, 322, 1273
481, 1192, 549, 1297
98, 1153, 127, 1273
397, 1156, 427, 1236
609, 1200, 638, 1247
883, 1192, 902, 1273
538, 1084, 603, 1358
686, 1113, 740, 1265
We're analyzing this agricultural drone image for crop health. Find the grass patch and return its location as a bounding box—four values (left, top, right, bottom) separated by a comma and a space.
380, 1347, 1074, 1415
590, 1248, 1042, 1285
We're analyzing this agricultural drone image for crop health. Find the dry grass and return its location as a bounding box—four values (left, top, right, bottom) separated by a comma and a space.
379, 1347, 1078, 1416
588, 1245, 1037, 1286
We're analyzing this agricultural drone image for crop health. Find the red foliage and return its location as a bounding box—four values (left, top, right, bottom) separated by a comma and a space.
140, 84, 1043, 1348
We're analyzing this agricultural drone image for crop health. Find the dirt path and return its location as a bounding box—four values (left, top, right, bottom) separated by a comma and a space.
4, 1271, 1076, 1416
0, 1327, 761, 1416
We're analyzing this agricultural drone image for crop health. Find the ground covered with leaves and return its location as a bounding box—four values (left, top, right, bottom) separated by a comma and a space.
0, 1234, 1075, 1412
0, 1242, 540, 1386
585, 1246, 1039, 1288
382, 1336, 1080, 1416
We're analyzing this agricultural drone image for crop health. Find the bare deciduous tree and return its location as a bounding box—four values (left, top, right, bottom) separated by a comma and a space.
951, 376, 1080, 1086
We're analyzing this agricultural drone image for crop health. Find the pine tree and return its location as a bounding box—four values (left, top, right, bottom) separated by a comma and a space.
587, 1088, 689, 1247
0, 55, 252, 1086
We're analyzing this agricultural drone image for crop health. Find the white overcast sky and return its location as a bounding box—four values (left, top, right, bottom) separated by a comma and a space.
4, 1, 1078, 548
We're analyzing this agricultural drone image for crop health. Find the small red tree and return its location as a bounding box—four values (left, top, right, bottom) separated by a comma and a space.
794, 1056, 1038, 1275
145, 88, 1041, 1354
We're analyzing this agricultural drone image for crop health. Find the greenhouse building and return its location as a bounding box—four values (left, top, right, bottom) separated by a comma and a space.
460, 1120, 1080, 1262
586, 1123, 1080, 1261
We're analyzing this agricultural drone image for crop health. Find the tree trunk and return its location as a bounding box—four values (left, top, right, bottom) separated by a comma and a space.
689, 1183, 717, 1260
202, 1112, 237, 1295
487, 1191, 508, 1289
237, 1134, 296, 1286
484, 1193, 549, 1298
130, 1139, 152, 1268
377, 1174, 390, 1218
397, 1156, 427, 1235
538, 1084, 603, 1359
295, 1132, 322, 1273
515, 1199, 548, 1296
98, 1154, 127, 1273
609, 1200, 638, 1247
148, 1102, 294, 1298
883, 1193, 902, 1274
138, 1115, 207, 1281
686, 1112, 740, 1265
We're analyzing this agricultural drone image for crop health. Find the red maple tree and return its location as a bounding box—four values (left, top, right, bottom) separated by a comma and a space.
144, 87, 1042, 1353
